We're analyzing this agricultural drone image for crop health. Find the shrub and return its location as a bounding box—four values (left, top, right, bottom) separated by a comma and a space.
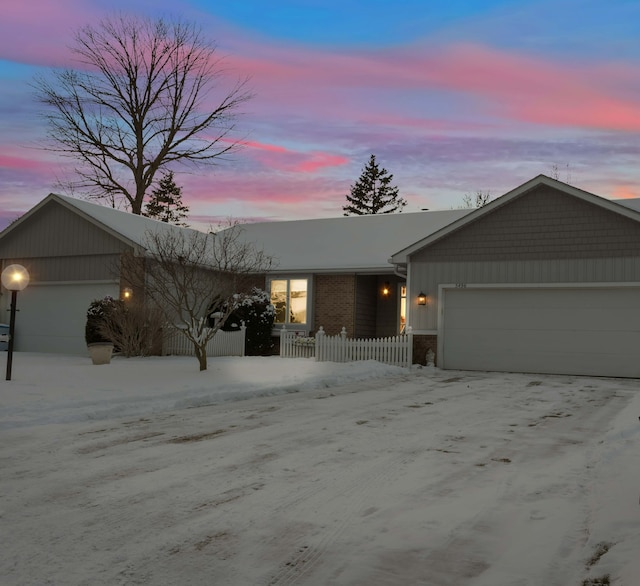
99, 302, 163, 358
222, 287, 275, 355
85, 296, 119, 345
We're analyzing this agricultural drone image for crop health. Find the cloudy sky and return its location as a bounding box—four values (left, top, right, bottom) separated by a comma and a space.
1, 0, 639, 230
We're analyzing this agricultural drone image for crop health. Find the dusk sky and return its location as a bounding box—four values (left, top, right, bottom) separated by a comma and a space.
1, 0, 640, 231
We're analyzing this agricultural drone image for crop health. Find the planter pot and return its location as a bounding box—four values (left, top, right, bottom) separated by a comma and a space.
87, 343, 114, 365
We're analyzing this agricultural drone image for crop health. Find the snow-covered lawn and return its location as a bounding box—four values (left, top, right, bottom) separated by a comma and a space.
1, 352, 639, 585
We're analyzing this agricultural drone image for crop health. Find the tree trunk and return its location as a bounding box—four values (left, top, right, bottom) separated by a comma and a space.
195, 344, 208, 371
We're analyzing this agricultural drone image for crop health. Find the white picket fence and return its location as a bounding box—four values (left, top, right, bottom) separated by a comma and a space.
279, 328, 316, 359
280, 326, 413, 367
164, 325, 246, 357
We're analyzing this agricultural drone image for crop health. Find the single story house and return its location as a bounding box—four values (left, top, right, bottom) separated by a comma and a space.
2, 174, 640, 378
0, 193, 469, 354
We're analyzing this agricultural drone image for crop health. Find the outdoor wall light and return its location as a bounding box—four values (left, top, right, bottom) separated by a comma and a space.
122, 287, 133, 300
417, 292, 427, 306
1, 264, 30, 381
382, 281, 391, 297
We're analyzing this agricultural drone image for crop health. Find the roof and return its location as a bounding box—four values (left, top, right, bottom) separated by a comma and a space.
0, 193, 471, 273
236, 209, 472, 273
0, 193, 201, 252
614, 198, 640, 213
391, 175, 640, 265
4, 178, 638, 274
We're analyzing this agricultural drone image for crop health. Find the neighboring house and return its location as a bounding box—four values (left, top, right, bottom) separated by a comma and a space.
391, 175, 640, 378
0, 194, 207, 354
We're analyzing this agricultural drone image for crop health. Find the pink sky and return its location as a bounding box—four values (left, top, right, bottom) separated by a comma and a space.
1, 0, 639, 230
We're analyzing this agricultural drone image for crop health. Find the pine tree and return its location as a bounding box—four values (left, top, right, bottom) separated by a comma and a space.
144, 171, 190, 226
343, 154, 407, 215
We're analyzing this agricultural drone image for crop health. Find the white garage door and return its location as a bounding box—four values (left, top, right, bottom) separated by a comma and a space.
12, 282, 119, 355
441, 286, 640, 378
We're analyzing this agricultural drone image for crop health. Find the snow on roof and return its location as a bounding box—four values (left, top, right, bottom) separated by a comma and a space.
613, 198, 640, 213
12, 194, 469, 272
51, 193, 201, 249
235, 209, 472, 273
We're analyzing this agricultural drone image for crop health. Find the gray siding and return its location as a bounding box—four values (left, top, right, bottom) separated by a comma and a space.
0, 201, 131, 284
408, 186, 640, 331
375, 275, 403, 337
0, 201, 129, 259
411, 257, 640, 331
415, 185, 640, 262
2, 254, 122, 283
354, 275, 377, 337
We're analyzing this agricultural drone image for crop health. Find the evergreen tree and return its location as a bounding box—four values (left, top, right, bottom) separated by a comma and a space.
343, 154, 407, 215
144, 171, 190, 226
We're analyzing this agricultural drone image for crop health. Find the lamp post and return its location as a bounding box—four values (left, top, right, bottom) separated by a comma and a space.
1, 264, 30, 381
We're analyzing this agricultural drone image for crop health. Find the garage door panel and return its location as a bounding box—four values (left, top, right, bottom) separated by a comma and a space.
442, 287, 640, 378
14, 283, 119, 355
446, 347, 637, 377
445, 307, 635, 331
447, 327, 639, 356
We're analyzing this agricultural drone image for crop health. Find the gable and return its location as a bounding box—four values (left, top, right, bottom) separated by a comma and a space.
411, 184, 640, 262
0, 200, 130, 259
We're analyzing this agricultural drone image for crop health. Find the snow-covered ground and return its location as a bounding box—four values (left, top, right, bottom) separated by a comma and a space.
1, 352, 639, 585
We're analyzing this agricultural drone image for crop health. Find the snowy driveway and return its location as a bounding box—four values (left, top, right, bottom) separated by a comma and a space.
1, 354, 639, 585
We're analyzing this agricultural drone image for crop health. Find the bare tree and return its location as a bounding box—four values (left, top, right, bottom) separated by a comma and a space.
550, 163, 573, 184
121, 224, 274, 370
34, 14, 252, 214
99, 300, 164, 357
460, 190, 492, 208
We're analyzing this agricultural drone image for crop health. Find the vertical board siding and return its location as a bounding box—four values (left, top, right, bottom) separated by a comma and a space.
354, 275, 377, 338
1, 201, 128, 258
164, 327, 246, 357
2, 254, 122, 282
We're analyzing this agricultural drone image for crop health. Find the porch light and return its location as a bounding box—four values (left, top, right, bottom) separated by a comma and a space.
122, 287, 133, 300
382, 282, 391, 297
2, 264, 30, 381
417, 292, 427, 306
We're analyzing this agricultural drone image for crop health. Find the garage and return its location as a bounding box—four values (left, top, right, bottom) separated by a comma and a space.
13, 281, 119, 355
440, 285, 640, 378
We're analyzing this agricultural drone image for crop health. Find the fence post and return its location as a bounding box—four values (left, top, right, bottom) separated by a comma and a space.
406, 325, 413, 367
240, 321, 247, 357
315, 326, 325, 361
279, 325, 287, 357
340, 327, 347, 363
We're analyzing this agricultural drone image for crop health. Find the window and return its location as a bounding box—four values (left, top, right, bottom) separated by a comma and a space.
399, 285, 407, 333
270, 278, 308, 325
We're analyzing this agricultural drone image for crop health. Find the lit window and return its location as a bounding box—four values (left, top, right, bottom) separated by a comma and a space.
270, 278, 308, 324
399, 285, 407, 333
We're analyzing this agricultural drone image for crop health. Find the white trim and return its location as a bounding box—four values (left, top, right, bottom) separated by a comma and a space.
267, 274, 312, 331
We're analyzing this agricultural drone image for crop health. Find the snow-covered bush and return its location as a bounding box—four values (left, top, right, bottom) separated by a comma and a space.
222, 287, 275, 355
85, 296, 119, 345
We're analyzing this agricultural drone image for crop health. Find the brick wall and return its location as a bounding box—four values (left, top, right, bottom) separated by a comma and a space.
314, 274, 356, 335
413, 334, 438, 366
